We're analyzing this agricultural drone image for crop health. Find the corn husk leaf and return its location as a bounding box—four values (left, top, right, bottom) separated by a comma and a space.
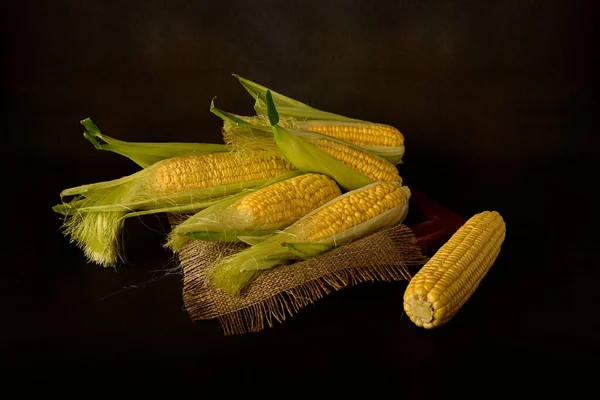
234, 74, 363, 122
236, 234, 275, 246
165, 191, 279, 250
82, 118, 228, 168
273, 125, 374, 191
212, 183, 411, 295
265, 90, 374, 191
361, 145, 405, 165
287, 242, 336, 258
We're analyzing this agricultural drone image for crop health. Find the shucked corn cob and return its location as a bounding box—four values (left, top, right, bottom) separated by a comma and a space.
53, 151, 298, 267
167, 173, 341, 248
212, 182, 411, 296
404, 211, 506, 329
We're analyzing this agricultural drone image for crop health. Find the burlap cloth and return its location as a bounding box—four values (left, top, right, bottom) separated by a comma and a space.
171, 218, 427, 335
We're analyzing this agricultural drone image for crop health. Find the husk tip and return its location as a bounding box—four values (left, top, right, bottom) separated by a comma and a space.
164, 233, 190, 253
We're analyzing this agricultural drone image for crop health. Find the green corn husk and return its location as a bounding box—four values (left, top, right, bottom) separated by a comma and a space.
234, 74, 362, 122
53, 153, 300, 267
212, 182, 411, 296
212, 97, 386, 192
232, 74, 405, 164
271, 125, 374, 191
165, 173, 341, 250
165, 190, 270, 251
82, 118, 228, 168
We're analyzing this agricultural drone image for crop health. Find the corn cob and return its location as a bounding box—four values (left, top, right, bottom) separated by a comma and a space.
403, 211, 506, 329
213, 92, 402, 191
167, 173, 341, 248
300, 182, 407, 240
297, 120, 403, 148
268, 91, 401, 190
220, 115, 406, 166
149, 152, 295, 194
53, 152, 298, 267
212, 182, 411, 296
231, 173, 341, 229
82, 118, 228, 168
304, 137, 402, 184
231, 74, 405, 164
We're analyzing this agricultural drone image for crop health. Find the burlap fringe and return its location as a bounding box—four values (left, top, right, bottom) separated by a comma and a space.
176, 223, 427, 335
217, 264, 410, 335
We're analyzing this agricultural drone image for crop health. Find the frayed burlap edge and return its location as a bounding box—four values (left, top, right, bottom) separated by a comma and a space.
175, 223, 426, 336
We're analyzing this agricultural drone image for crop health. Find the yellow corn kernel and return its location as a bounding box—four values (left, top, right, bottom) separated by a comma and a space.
299, 121, 404, 148
232, 173, 341, 230
300, 182, 408, 240
403, 211, 506, 329
149, 152, 296, 194
305, 138, 402, 184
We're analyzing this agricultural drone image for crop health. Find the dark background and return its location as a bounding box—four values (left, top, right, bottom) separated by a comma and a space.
4, 0, 598, 395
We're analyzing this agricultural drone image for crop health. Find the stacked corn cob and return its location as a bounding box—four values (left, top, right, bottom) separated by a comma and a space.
212, 181, 411, 296
53, 150, 298, 267
166, 173, 342, 248
53, 74, 505, 329
54, 77, 408, 268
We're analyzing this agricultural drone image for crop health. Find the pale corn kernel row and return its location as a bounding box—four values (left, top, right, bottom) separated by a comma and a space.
301, 182, 407, 240
150, 152, 296, 194
306, 138, 402, 183
232, 173, 341, 228
403, 211, 506, 329
300, 121, 404, 147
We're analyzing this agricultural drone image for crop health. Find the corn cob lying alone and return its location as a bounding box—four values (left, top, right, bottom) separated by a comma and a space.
53, 151, 298, 267
166, 173, 341, 249
403, 211, 506, 329
227, 75, 405, 165
212, 182, 411, 296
